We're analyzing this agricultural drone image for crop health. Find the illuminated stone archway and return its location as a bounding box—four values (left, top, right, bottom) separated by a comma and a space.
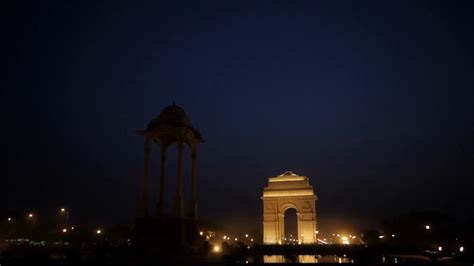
262, 171, 317, 244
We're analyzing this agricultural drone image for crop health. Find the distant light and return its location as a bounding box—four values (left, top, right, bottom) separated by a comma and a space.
223, 235, 227, 240
213, 245, 220, 253
438, 246, 442, 252
199, 231, 203, 236
62, 228, 67, 233
7, 217, 11, 221
317, 238, 328, 244
227, 236, 230, 240
352, 236, 356, 239
234, 238, 238, 241
251, 238, 254, 242
245, 234, 249, 238
60, 208, 66, 212
459, 246, 464, 252
28, 213, 33, 218
316, 230, 319, 234
425, 225, 430, 230
337, 234, 340, 237
96, 229, 102, 235
71, 226, 75, 230
391, 234, 395, 238
379, 235, 385, 239
341, 236, 349, 245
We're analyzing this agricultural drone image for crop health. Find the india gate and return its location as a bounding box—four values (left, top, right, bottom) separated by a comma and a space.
262, 171, 318, 244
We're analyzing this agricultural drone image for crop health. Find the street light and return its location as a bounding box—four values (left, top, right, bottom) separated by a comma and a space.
7, 217, 12, 221
96, 229, 102, 235
425, 225, 430, 230
28, 213, 34, 219
60, 208, 69, 228
62, 228, 67, 233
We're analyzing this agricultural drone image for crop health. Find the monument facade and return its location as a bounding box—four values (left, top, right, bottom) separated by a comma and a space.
262, 171, 317, 244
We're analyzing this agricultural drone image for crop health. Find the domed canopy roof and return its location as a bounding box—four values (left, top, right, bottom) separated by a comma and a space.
143, 104, 204, 144
147, 104, 193, 129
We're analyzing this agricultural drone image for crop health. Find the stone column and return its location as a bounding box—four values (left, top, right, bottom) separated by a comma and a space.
278, 213, 284, 244
137, 142, 151, 217
156, 146, 166, 216
297, 212, 301, 244
188, 147, 197, 219
174, 141, 184, 217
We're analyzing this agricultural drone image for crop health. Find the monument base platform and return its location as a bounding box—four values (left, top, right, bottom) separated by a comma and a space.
132, 216, 199, 258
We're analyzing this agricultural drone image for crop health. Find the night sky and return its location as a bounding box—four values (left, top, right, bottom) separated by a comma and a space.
3, 1, 474, 234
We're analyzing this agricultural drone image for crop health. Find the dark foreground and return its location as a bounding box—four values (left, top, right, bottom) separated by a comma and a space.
1, 245, 473, 266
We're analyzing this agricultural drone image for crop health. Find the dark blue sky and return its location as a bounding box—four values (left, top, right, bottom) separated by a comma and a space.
3, 1, 474, 234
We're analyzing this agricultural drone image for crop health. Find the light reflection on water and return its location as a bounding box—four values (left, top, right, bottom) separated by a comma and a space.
250, 255, 354, 263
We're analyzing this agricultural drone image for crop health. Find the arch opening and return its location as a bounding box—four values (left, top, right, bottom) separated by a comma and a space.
283, 208, 298, 244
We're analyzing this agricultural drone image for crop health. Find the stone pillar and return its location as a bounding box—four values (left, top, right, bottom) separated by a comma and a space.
156, 146, 166, 216
174, 141, 184, 217
277, 213, 284, 244
188, 147, 198, 219
297, 212, 301, 244
137, 142, 151, 217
